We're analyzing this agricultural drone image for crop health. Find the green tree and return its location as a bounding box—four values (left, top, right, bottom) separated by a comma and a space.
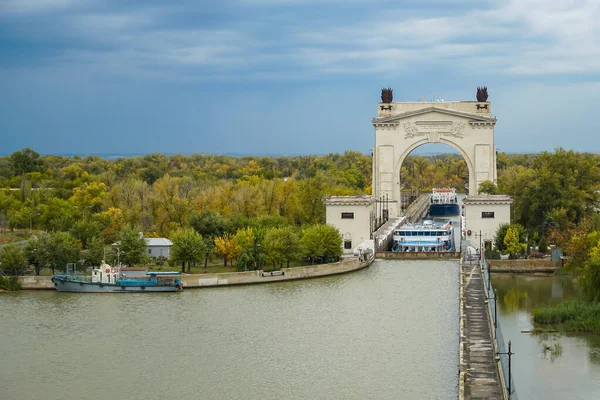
263, 226, 300, 269
117, 225, 148, 267
189, 210, 228, 268
189, 211, 228, 238
0, 244, 28, 276
300, 224, 342, 264
538, 235, 548, 253
477, 180, 498, 195
9, 148, 42, 201
80, 236, 106, 268
202, 237, 215, 269
71, 219, 103, 248
33, 232, 81, 275
504, 226, 526, 257
581, 244, 600, 301
233, 227, 263, 271
494, 223, 527, 253
170, 228, 206, 273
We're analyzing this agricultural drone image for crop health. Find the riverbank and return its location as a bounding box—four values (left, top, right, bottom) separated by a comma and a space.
488, 259, 556, 274
14, 257, 374, 290
533, 300, 600, 335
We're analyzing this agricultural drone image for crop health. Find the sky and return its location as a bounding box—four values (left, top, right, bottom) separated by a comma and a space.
1, 0, 600, 157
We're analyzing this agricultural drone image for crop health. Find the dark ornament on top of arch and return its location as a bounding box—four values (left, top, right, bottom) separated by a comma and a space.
476, 86, 488, 102
381, 88, 393, 103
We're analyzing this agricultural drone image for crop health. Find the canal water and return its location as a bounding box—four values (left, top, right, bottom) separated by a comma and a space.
492, 274, 600, 399
0, 260, 459, 400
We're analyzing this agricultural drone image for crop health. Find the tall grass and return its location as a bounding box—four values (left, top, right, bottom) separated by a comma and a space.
0, 276, 21, 291
533, 300, 600, 335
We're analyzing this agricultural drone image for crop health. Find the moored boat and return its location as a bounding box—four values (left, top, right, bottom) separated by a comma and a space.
429, 188, 460, 217
391, 220, 454, 252
52, 263, 183, 293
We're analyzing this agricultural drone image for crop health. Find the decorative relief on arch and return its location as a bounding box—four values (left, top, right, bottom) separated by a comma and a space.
403, 121, 466, 139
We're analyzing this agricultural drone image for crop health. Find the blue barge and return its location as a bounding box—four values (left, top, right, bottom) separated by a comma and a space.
52, 263, 182, 292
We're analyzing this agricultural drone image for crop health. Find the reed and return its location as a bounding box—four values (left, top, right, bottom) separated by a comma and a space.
533, 300, 600, 335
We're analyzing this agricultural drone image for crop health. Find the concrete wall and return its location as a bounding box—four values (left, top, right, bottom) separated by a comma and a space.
182, 258, 372, 288
18, 275, 54, 289
488, 259, 555, 273
16, 258, 373, 290
464, 200, 511, 249
325, 200, 374, 255
146, 245, 170, 258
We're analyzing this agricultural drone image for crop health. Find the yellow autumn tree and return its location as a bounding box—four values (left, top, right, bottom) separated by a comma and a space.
214, 233, 240, 267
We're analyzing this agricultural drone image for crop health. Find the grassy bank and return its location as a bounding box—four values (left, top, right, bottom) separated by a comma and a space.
533, 300, 600, 335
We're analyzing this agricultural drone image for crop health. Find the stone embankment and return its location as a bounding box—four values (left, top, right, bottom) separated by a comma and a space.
17, 257, 374, 290
488, 259, 555, 274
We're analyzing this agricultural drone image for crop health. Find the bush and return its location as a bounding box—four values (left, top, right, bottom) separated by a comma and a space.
538, 235, 548, 254
0, 276, 21, 291
484, 248, 501, 260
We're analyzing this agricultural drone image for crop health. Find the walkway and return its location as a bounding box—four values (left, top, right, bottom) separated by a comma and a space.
461, 259, 505, 400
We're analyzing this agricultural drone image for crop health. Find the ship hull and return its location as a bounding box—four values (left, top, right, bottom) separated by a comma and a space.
52, 277, 181, 293
429, 203, 460, 217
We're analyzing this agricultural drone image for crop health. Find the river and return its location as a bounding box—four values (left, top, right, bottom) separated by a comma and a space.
0, 260, 459, 400
492, 274, 600, 399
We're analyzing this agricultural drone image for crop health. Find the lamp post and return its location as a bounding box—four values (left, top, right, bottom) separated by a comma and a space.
479, 229, 482, 260
496, 341, 514, 399
486, 288, 498, 329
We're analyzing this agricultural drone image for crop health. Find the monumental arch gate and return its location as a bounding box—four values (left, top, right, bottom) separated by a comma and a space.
372, 100, 497, 219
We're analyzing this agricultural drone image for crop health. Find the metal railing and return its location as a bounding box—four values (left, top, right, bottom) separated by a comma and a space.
482, 256, 518, 400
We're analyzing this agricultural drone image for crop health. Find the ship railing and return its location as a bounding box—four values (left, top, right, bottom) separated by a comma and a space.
54, 273, 92, 282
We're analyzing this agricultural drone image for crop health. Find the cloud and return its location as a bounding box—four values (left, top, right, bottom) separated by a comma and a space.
0, 0, 89, 14
2, 0, 600, 82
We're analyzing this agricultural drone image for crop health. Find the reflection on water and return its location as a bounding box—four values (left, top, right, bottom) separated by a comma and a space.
492, 274, 600, 399
0, 260, 459, 400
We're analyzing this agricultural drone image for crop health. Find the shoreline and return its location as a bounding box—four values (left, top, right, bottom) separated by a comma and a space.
14, 257, 375, 291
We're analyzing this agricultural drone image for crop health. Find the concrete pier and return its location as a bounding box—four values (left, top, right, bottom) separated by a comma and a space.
460, 258, 506, 400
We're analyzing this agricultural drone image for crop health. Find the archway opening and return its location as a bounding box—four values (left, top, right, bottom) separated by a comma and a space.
398, 143, 469, 212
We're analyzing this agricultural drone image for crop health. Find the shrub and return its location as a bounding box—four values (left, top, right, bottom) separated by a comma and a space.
0, 276, 21, 291
484, 248, 501, 260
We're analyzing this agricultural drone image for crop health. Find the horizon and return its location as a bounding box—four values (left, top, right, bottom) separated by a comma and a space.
0, 148, 563, 160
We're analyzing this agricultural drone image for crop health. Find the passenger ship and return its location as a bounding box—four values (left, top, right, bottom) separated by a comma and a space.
429, 188, 460, 217
391, 220, 454, 252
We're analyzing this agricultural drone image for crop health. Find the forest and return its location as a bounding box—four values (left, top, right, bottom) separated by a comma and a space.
1, 148, 600, 300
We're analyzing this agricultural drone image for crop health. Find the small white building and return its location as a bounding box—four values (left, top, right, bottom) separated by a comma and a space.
463, 195, 512, 250
323, 195, 375, 255
146, 238, 173, 259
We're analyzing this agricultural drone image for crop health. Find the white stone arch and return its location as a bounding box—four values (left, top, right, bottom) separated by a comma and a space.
372, 102, 497, 218
394, 137, 475, 199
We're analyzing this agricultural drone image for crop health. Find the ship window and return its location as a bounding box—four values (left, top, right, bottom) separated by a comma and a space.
341, 212, 354, 219
482, 212, 495, 218
424, 231, 430, 236
344, 240, 352, 249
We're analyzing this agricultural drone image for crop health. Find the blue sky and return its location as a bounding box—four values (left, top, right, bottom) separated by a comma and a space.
1, 0, 599, 156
